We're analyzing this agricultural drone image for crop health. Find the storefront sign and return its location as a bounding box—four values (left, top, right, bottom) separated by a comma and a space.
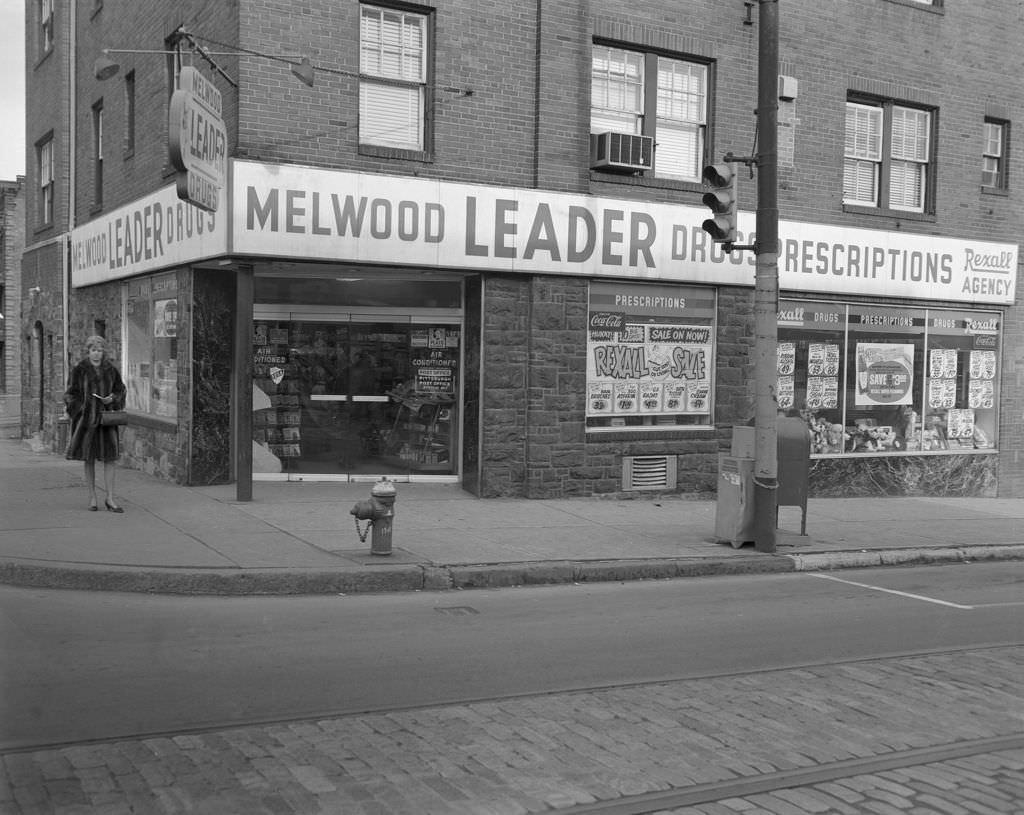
70, 184, 227, 287
168, 67, 227, 213
232, 160, 1018, 306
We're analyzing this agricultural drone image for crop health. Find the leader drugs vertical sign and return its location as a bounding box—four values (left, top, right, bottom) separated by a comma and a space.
168, 66, 227, 213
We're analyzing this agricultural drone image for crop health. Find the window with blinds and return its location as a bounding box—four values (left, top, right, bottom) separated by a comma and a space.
844, 99, 934, 215
889, 107, 929, 211
591, 45, 708, 182
655, 58, 707, 181
843, 103, 882, 206
591, 47, 644, 135
359, 5, 427, 151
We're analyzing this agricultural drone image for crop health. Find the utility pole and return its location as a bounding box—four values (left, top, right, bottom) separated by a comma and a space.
752, 0, 780, 553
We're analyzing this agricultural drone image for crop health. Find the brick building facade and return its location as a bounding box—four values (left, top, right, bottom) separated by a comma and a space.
25, 0, 1024, 499
0, 178, 24, 438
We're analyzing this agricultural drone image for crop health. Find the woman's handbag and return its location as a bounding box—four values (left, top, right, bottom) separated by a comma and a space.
100, 410, 128, 427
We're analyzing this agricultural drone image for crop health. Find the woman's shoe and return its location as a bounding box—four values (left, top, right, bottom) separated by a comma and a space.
104, 500, 124, 514
88, 501, 98, 511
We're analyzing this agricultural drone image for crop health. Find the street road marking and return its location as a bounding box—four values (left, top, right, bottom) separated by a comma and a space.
808, 572, 975, 609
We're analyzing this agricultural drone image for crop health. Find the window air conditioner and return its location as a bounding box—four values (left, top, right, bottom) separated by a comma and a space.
590, 132, 654, 172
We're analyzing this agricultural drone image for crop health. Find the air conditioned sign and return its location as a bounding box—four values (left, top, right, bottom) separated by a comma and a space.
168, 67, 227, 213
231, 160, 1018, 306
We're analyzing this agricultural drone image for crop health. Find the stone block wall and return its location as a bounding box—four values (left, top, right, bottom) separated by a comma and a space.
0, 179, 24, 439
189, 270, 234, 485
479, 276, 756, 498
20, 243, 66, 448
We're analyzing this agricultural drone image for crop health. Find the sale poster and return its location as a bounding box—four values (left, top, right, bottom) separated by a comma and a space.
930, 349, 957, 379
777, 376, 795, 409
777, 342, 796, 375
969, 350, 996, 380
855, 343, 914, 406
586, 322, 712, 418
640, 384, 663, 413
663, 383, 686, 412
947, 408, 975, 439
969, 379, 994, 409
614, 382, 640, 413
588, 382, 613, 414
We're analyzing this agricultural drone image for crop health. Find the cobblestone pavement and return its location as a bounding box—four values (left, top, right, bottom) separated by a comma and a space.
658, 748, 1024, 814
2, 647, 1022, 815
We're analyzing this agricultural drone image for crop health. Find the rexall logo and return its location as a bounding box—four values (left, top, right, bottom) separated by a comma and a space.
964, 248, 1014, 274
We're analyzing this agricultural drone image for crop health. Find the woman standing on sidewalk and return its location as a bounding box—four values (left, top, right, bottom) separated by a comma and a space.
64, 335, 127, 512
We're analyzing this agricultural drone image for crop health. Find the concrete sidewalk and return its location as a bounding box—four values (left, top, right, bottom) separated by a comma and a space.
2, 436, 1023, 595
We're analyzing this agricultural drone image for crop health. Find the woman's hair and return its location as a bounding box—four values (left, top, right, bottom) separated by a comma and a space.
84, 335, 106, 353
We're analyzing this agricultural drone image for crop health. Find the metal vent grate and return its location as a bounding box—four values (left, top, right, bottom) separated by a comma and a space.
622, 455, 677, 491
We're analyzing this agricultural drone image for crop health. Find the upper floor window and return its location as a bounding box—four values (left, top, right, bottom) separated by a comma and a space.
359, 4, 428, 152
37, 137, 54, 227
844, 99, 933, 214
39, 0, 54, 54
591, 45, 707, 182
124, 71, 136, 156
92, 101, 104, 208
982, 119, 1008, 191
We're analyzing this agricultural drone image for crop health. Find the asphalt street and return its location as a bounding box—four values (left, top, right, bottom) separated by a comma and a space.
2, 646, 1020, 814
2, 562, 1022, 814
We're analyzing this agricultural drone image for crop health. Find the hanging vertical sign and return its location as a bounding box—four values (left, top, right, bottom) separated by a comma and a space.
168, 66, 227, 213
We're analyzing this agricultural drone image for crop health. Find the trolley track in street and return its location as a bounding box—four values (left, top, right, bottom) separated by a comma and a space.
4, 640, 1021, 755
558, 735, 1024, 815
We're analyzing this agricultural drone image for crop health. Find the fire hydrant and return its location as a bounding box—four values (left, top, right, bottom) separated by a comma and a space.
350, 478, 397, 556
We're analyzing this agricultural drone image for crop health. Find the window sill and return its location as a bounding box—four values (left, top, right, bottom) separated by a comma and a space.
981, 186, 1009, 198
585, 426, 717, 440
881, 0, 943, 13
358, 144, 433, 163
811, 447, 996, 460
589, 170, 702, 194
842, 204, 936, 224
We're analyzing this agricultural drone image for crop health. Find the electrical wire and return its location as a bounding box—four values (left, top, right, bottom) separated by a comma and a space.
186, 31, 472, 96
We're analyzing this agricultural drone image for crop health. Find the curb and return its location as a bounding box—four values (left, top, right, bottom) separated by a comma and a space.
1, 545, 1022, 596
788, 544, 1024, 571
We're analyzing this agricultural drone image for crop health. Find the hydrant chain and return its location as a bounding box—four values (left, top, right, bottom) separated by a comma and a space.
354, 516, 372, 543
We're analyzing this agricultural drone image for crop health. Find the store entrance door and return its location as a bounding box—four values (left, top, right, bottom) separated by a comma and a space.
253, 311, 461, 481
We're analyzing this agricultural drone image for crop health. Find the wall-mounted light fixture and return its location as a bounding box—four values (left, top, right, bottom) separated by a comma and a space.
94, 26, 315, 88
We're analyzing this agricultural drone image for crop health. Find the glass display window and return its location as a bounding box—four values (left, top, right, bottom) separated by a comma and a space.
587, 282, 716, 431
123, 272, 178, 420
844, 304, 926, 454
777, 302, 846, 452
252, 313, 460, 478
922, 310, 999, 452
779, 299, 1001, 456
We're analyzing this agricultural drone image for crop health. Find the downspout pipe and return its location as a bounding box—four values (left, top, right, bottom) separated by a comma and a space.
65, 0, 76, 375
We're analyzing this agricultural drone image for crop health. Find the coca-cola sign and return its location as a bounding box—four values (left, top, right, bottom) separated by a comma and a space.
589, 311, 625, 330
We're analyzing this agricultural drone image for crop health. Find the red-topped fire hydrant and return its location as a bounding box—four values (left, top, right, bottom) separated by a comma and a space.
350, 478, 397, 556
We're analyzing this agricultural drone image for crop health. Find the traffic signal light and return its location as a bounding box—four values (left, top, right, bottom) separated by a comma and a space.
701, 163, 738, 244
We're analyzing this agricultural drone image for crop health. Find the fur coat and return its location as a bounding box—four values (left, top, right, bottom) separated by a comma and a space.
64, 358, 127, 462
